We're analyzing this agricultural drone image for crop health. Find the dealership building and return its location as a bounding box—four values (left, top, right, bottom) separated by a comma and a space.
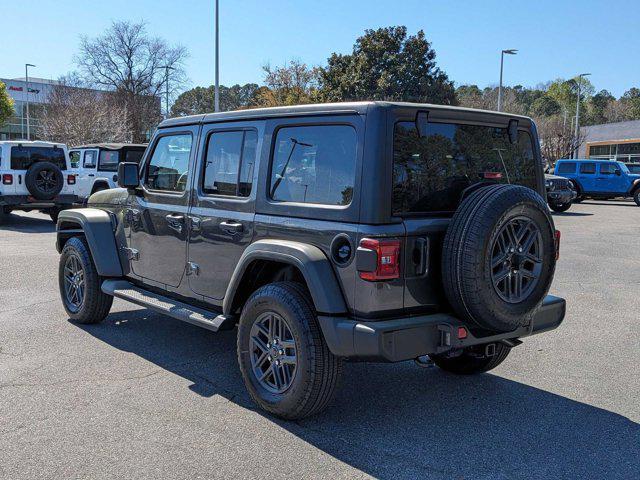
579, 120, 640, 164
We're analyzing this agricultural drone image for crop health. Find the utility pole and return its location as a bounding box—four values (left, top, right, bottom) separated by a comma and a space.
25, 63, 36, 140
574, 73, 591, 158
498, 49, 517, 112
214, 0, 220, 112
162, 65, 175, 119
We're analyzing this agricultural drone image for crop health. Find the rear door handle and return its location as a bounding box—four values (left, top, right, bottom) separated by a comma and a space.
219, 220, 243, 234
165, 214, 185, 233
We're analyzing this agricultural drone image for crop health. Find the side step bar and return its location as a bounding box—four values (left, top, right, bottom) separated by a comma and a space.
101, 279, 235, 332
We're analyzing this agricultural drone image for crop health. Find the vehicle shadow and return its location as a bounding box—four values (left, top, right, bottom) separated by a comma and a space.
0, 213, 55, 233
79, 309, 639, 480
581, 201, 638, 208
551, 211, 593, 217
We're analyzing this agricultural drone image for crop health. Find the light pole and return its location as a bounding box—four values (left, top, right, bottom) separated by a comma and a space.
162, 65, 175, 119
214, 0, 220, 112
25, 63, 36, 140
574, 73, 591, 158
497, 49, 517, 112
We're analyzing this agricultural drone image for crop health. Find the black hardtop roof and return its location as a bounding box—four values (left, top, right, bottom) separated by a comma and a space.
158, 101, 532, 128
72, 143, 147, 150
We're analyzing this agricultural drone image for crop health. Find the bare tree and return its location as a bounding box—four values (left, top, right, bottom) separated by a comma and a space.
40, 76, 132, 146
76, 20, 188, 142
535, 114, 586, 163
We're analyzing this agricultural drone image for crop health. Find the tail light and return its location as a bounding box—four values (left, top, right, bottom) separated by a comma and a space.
67, 174, 76, 185
2, 174, 13, 185
554, 230, 561, 260
358, 238, 401, 281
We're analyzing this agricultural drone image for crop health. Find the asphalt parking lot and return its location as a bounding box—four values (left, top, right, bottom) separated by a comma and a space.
1, 202, 638, 480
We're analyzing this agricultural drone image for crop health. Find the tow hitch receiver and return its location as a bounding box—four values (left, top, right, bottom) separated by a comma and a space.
485, 343, 496, 357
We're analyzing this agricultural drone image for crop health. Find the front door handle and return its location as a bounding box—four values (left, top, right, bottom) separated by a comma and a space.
165, 214, 185, 233
219, 220, 243, 235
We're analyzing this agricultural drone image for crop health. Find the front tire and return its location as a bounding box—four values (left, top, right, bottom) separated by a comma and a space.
549, 202, 571, 213
431, 343, 511, 374
634, 190, 640, 207
59, 236, 113, 324
237, 282, 342, 420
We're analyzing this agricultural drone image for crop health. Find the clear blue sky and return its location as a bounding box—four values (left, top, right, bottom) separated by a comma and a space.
3, 0, 639, 97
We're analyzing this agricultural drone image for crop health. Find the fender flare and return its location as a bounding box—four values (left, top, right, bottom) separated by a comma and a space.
56, 208, 123, 277
628, 179, 640, 196
223, 239, 347, 316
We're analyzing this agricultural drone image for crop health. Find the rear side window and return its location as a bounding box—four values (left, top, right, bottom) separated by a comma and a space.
83, 150, 97, 168
145, 134, 192, 192
202, 130, 257, 197
269, 125, 357, 206
579, 163, 596, 174
10, 146, 67, 170
392, 121, 537, 215
557, 162, 576, 174
69, 151, 80, 168
99, 150, 120, 172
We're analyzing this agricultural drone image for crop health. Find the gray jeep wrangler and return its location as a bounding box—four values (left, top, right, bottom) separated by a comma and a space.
56, 102, 565, 419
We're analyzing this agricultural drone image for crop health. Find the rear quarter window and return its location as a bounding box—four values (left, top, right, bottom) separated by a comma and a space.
392, 121, 537, 215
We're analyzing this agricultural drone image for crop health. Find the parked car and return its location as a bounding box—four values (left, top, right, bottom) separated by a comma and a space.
545, 174, 577, 212
554, 159, 640, 206
625, 163, 640, 174
0, 140, 78, 223
56, 102, 565, 419
69, 143, 146, 201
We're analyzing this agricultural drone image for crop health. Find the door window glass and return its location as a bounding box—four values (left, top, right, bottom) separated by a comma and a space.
83, 150, 97, 168
557, 162, 576, 174
579, 162, 596, 174
202, 130, 257, 197
145, 134, 192, 192
269, 125, 357, 206
599, 163, 618, 175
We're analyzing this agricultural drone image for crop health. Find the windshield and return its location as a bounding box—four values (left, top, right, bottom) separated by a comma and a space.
392, 121, 538, 214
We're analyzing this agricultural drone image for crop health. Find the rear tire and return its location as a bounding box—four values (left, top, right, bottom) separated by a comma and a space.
59, 236, 113, 324
634, 190, 640, 207
431, 343, 511, 374
237, 282, 342, 420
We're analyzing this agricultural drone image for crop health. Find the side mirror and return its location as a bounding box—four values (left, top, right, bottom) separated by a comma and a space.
615, 169, 622, 176
117, 162, 140, 190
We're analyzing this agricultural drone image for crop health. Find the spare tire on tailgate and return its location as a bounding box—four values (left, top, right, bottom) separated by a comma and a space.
442, 184, 556, 332
25, 162, 64, 200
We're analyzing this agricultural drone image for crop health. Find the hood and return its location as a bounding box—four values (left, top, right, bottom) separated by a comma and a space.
87, 187, 130, 206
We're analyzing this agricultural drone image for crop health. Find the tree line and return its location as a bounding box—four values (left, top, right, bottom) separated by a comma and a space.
3, 21, 638, 162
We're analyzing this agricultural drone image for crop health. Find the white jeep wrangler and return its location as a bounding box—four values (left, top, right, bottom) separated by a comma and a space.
69, 143, 146, 201
0, 140, 79, 223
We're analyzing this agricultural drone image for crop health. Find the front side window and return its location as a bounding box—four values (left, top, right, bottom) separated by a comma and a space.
269, 125, 357, 206
557, 162, 576, 174
145, 134, 192, 192
580, 163, 596, 174
392, 121, 537, 214
10, 146, 67, 170
99, 150, 120, 172
83, 150, 97, 168
599, 163, 618, 175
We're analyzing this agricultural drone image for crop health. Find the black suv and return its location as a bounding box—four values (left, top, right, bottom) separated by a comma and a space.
56, 102, 565, 419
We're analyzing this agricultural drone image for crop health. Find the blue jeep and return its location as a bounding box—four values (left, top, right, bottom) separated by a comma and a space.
554, 159, 640, 206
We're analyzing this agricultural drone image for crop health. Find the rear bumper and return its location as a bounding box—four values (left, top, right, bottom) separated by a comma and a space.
319, 295, 566, 362
0, 194, 78, 209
